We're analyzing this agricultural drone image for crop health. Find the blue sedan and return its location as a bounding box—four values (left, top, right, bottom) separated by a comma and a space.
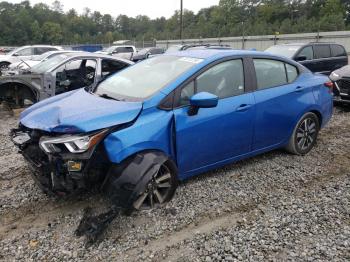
12, 49, 333, 210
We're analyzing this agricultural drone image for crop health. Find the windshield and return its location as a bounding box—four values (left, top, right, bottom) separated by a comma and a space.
137, 48, 151, 55
104, 46, 116, 53
7, 47, 23, 56
32, 52, 55, 61
31, 54, 69, 73
95, 55, 203, 101
265, 45, 302, 58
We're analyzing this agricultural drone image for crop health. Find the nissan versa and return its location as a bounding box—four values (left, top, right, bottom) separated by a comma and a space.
11, 50, 333, 210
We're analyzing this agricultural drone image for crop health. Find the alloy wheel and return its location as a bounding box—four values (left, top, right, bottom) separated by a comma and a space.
296, 117, 317, 151
133, 164, 174, 210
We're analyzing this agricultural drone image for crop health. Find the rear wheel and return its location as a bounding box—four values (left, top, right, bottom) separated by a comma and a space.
286, 112, 320, 155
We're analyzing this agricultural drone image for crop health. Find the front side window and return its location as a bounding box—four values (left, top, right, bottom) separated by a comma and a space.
179, 59, 245, 106
196, 60, 244, 98
314, 45, 331, 59
15, 47, 32, 56
95, 55, 203, 101
254, 59, 287, 90
55, 59, 97, 94
298, 46, 313, 60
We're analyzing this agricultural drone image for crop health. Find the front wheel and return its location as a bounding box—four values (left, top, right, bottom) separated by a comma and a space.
103, 151, 178, 211
285, 112, 320, 155
132, 161, 177, 210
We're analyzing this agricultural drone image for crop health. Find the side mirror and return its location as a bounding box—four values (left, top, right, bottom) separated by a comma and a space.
188, 92, 218, 116
12, 53, 19, 57
295, 55, 307, 62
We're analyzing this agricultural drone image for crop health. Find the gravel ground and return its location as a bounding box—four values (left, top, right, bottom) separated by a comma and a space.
0, 106, 349, 261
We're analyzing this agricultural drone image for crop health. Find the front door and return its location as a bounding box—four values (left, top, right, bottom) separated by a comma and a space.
173, 59, 255, 177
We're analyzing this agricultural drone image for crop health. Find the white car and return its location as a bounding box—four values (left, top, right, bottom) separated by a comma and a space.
96, 45, 136, 60
7, 50, 83, 71
0, 45, 63, 69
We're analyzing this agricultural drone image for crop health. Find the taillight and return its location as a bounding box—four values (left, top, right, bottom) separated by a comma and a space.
324, 81, 334, 93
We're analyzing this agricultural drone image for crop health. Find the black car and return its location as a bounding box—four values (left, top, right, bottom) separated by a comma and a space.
131, 47, 164, 62
265, 43, 348, 75
329, 65, 350, 104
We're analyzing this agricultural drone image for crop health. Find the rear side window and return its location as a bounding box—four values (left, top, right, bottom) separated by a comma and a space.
254, 59, 299, 90
254, 59, 287, 90
298, 46, 313, 60
331, 45, 346, 57
313, 45, 331, 59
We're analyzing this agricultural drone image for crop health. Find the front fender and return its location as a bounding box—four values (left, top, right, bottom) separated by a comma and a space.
103, 108, 175, 164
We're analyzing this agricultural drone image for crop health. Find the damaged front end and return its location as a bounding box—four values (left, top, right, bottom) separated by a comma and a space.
11, 125, 110, 197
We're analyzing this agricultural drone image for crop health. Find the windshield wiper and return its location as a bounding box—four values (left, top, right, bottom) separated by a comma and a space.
98, 93, 121, 101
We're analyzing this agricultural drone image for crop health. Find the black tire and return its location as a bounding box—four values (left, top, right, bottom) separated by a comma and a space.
285, 112, 320, 155
103, 151, 178, 210
0, 62, 10, 70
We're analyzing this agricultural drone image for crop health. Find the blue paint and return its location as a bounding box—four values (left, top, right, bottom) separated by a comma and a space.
19, 49, 333, 181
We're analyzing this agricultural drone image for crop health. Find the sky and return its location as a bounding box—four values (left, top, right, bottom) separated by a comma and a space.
9, 0, 220, 19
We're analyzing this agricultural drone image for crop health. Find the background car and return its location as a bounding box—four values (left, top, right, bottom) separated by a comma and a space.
96, 45, 136, 60
0, 53, 133, 107
265, 42, 348, 75
131, 47, 164, 62
0, 45, 63, 70
6, 50, 84, 71
165, 44, 231, 53
329, 65, 350, 104
11, 50, 333, 212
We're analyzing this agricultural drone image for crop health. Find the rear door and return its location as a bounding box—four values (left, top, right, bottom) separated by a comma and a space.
173, 58, 255, 176
252, 58, 315, 150
312, 44, 332, 74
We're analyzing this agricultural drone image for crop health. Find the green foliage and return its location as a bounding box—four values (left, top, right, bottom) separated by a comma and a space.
0, 0, 348, 45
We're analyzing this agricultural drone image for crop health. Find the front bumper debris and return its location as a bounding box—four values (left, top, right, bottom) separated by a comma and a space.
10, 127, 109, 196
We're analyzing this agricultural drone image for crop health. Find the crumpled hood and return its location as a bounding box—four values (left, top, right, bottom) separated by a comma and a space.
20, 89, 143, 133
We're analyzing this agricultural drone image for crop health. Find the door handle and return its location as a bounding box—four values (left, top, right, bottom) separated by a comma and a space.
235, 104, 252, 112
295, 86, 305, 93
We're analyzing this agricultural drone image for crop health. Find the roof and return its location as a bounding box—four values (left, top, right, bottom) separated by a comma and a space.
166, 49, 266, 60
56, 52, 134, 65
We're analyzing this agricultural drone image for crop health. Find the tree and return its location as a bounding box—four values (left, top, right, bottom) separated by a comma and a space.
42, 22, 63, 44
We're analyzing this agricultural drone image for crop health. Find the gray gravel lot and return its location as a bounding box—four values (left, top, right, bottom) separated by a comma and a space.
0, 107, 349, 261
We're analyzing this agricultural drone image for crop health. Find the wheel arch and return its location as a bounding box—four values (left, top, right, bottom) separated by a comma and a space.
102, 149, 178, 208
309, 109, 323, 127
0, 81, 38, 105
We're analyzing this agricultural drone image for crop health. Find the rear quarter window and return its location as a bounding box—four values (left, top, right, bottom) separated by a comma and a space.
313, 45, 331, 59
331, 45, 347, 57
